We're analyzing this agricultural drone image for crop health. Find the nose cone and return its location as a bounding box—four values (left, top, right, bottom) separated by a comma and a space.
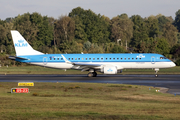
170, 62, 176, 67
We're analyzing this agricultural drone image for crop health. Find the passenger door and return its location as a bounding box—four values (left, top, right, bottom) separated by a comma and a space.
151, 56, 155, 64
43, 57, 47, 65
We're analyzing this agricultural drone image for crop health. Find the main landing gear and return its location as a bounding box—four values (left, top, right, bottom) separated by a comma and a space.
88, 72, 97, 77
155, 68, 159, 77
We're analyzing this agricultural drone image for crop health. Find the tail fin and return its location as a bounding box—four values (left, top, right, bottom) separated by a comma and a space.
11, 30, 44, 56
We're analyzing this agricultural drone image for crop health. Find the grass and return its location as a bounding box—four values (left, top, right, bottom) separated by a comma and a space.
0, 66, 180, 75
0, 82, 180, 119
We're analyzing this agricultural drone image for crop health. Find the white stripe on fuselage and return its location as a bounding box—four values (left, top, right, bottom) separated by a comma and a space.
30, 62, 174, 70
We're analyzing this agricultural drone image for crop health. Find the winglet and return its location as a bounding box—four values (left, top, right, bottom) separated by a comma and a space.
61, 55, 72, 64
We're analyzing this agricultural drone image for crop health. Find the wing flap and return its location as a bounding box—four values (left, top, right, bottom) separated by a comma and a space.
73, 63, 102, 67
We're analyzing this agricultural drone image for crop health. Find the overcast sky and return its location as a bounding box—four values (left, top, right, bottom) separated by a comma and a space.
0, 0, 180, 20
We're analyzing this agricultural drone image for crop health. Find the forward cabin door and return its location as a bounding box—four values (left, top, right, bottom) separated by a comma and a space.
43, 57, 47, 66
151, 56, 155, 64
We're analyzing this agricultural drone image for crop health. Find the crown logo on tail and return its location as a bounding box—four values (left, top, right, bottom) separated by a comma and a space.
15, 39, 27, 47
18, 40, 24, 43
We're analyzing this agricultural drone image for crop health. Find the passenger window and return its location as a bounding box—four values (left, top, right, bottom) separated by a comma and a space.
124, 58, 126, 60
136, 58, 138, 60
68, 58, 70, 60
101, 58, 103, 60
82, 58, 84, 60
50, 58, 52, 60
86, 58, 87, 60
78, 58, 80, 60
61, 58, 63, 60
93, 58, 95, 60
160, 57, 163, 59
54, 58, 55, 60
117, 58, 119, 60
121, 58, 123, 60
132, 58, 134, 60
89, 58, 91, 60
128, 58, 130, 60
110, 58, 111, 60
75, 58, 77, 60
97, 58, 99, 60
72, 58, 73, 60
57, 58, 59, 60
139, 58, 141, 60
113, 58, 115, 60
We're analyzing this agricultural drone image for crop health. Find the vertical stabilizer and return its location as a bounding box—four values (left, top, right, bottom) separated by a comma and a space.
11, 30, 44, 56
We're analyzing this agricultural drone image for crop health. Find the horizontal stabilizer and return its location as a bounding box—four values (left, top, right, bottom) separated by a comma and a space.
9, 56, 29, 60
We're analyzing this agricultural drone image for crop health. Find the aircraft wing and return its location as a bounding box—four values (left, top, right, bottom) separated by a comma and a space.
73, 63, 102, 67
72, 63, 102, 72
61, 54, 102, 70
61, 54, 123, 71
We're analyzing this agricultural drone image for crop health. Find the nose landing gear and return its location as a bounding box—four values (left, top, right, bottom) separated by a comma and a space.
155, 68, 159, 77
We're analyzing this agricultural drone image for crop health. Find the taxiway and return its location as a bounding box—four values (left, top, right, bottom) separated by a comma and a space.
0, 74, 180, 95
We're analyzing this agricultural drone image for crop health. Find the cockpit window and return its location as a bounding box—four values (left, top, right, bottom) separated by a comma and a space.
160, 57, 167, 59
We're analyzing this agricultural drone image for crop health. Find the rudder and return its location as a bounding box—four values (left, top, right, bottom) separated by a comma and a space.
11, 30, 44, 56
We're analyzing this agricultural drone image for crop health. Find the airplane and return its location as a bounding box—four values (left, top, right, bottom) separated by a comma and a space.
9, 30, 176, 77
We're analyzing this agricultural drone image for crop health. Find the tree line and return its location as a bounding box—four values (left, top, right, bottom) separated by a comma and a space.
0, 7, 180, 66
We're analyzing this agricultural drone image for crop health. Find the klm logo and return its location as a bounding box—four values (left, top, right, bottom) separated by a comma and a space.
15, 40, 28, 47
137, 54, 145, 58
107, 69, 113, 72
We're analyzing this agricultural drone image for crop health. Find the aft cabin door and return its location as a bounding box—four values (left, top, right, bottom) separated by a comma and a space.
43, 57, 47, 65
151, 56, 155, 64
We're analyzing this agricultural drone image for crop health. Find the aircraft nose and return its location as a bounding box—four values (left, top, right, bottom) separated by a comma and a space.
170, 62, 176, 67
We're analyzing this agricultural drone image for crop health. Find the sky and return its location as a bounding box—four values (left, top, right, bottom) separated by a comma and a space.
0, 0, 180, 20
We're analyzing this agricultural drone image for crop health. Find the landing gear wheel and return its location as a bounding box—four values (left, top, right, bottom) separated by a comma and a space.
92, 72, 97, 77
154, 68, 159, 77
88, 72, 93, 77
87, 72, 97, 77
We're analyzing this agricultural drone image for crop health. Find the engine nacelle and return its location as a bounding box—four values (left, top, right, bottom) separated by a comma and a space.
103, 66, 117, 74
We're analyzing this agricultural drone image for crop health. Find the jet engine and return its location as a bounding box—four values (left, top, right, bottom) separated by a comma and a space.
102, 66, 117, 74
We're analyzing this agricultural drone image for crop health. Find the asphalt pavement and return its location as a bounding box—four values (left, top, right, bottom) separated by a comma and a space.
0, 74, 180, 95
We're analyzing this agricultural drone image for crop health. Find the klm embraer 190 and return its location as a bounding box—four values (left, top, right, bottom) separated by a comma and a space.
9, 30, 176, 77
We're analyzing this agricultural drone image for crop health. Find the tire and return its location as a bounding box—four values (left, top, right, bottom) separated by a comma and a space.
88, 72, 93, 77
93, 72, 97, 77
